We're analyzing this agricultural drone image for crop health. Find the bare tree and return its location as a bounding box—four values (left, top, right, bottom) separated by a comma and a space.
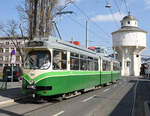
0, 0, 74, 66
17, 0, 74, 40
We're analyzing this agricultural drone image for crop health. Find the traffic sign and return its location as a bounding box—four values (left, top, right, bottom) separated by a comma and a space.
11, 49, 15, 55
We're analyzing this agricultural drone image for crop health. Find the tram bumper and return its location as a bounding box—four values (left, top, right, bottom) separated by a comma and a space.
26, 85, 36, 94
25, 80, 36, 94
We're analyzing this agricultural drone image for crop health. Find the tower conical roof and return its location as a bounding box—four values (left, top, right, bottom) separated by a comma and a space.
122, 12, 137, 21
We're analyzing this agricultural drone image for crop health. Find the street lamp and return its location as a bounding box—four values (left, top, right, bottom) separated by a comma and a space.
53, 11, 73, 40
105, 2, 111, 8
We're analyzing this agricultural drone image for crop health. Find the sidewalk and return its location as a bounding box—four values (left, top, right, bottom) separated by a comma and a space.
0, 82, 24, 105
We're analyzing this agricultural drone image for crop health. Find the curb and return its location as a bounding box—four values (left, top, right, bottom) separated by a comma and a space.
144, 101, 150, 116
0, 99, 14, 106
0, 95, 28, 106
14, 95, 29, 101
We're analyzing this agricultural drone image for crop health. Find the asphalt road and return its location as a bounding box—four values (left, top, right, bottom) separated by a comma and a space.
0, 77, 149, 116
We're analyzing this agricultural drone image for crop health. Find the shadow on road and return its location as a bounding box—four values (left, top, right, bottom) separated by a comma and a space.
0, 88, 23, 100
110, 78, 150, 116
0, 109, 22, 116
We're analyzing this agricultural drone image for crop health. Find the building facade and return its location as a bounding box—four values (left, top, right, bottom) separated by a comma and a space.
0, 37, 25, 73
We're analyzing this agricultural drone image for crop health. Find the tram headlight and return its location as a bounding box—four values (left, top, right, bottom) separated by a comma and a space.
29, 80, 34, 85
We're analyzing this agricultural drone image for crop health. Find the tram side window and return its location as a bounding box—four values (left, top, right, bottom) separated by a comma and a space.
80, 55, 87, 70
102, 60, 111, 71
70, 53, 79, 70
94, 59, 98, 71
88, 57, 94, 70
53, 49, 67, 70
113, 63, 120, 71
113, 63, 117, 71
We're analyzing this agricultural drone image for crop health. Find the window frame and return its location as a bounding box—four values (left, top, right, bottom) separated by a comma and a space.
53, 49, 67, 70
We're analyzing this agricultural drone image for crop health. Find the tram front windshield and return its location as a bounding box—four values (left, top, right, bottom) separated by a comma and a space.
24, 51, 51, 69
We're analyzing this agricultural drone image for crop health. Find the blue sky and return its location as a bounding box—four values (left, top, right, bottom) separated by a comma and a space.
0, 0, 150, 55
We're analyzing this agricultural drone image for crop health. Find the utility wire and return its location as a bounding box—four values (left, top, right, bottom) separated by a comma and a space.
108, 8, 120, 27
67, 15, 111, 45
119, 0, 124, 14
123, 0, 129, 13
113, 0, 122, 17
104, 0, 120, 28
72, 3, 112, 39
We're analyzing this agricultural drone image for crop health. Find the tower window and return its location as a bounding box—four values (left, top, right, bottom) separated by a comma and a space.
121, 22, 123, 26
128, 21, 130, 24
127, 61, 130, 67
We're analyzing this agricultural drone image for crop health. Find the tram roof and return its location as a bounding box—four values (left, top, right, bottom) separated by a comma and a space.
25, 36, 119, 62
25, 36, 98, 58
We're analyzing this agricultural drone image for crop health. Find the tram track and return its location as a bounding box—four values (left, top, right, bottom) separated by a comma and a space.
131, 77, 139, 116
88, 78, 132, 116
0, 78, 128, 116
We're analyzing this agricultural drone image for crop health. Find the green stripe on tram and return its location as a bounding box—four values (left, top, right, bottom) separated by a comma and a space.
23, 73, 31, 82
34, 71, 100, 83
23, 71, 120, 84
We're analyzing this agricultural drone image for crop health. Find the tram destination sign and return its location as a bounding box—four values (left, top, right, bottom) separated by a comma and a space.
27, 41, 44, 47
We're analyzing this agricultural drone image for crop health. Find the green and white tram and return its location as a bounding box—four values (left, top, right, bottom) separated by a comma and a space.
22, 36, 120, 98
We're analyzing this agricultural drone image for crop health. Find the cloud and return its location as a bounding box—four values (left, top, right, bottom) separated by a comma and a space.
145, 0, 150, 8
57, 0, 80, 6
90, 12, 126, 22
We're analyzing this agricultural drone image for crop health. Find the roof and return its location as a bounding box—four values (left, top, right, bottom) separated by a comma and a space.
0, 36, 28, 40
122, 15, 137, 21
112, 26, 147, 34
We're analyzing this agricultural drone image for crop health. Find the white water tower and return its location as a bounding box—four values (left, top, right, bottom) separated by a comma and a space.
112, 13, 147, 76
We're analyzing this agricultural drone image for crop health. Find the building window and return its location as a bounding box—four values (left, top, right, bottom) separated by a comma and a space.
5, 48, 9, 53
0, 64, 3, 67
5, 56, 9, 61
0, 57, 2, 61
6, 42, 9, 45
0, 48, 3, 53
128, 21, 130, 24
16, 56, 20, 61
17, 42, 21, 45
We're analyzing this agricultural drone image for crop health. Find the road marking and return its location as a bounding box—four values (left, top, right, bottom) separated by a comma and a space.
53, 111, 64, 116
82, 95, 96, 102
103, 88, 110, 92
